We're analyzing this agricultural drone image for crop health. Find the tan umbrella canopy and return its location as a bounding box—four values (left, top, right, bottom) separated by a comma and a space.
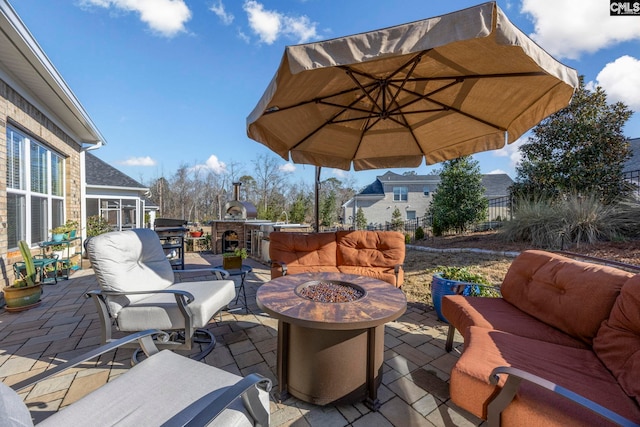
247, 2, 578, 172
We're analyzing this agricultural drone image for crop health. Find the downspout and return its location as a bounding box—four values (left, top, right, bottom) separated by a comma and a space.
80, 142, 103, 241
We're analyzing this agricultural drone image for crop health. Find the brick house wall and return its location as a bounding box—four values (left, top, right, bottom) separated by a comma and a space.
0, 79, 83, 285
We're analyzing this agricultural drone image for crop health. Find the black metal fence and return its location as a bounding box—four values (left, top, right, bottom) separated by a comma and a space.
325, 170, 640, 241
624, 169, 640, 199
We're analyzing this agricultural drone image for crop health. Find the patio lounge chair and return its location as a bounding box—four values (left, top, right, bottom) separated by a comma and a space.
86, 228, 236, 362
1, 330, 271, 426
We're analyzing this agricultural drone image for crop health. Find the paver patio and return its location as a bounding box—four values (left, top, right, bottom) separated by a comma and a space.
0, 252, 483, 426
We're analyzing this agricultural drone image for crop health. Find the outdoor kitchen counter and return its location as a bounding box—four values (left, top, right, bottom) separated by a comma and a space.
256, 272, 407, 409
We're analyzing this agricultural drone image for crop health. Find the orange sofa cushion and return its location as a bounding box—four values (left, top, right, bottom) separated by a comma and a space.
450, 327, 640, 425
269, 231, 405, 287
500, 250, 633, 345
269, 232, 337, 279
593, 275, 640, 406
336, 231, 405, 287
442, 295, 588, 349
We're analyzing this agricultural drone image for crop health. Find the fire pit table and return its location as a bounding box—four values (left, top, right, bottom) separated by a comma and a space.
256, 272, 406, 410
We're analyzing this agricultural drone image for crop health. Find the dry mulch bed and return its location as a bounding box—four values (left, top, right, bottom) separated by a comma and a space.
402, 231, 640, 305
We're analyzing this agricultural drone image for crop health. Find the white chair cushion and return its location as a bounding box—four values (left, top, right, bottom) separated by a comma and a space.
116, 280, 236, 331
0, 382, 33, 427
37, 350, 270, 427
87, 229, 176, 315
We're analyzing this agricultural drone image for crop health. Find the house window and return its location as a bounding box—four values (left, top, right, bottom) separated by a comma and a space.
393, 187, 408, 201
423, 186, 430, 196
6, 126, 65, 249
406, 210, 416, 220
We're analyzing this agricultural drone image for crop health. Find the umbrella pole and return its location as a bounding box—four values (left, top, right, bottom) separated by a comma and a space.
315, 166, 321, 232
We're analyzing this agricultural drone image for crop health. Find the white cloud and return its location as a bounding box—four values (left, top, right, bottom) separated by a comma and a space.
80, 0, 191, 37
591, 55, 640, 111
279, 163, 296, 172
492, 135, 527, 169
210, 0, 234, 25
331, 168, 348, 178
204, 155, 227, 174
238, 30, 251, 43
488, 169, 508, 175
120, 156, 156, 166
521, 0, 640, 59
243, 0, 318, 44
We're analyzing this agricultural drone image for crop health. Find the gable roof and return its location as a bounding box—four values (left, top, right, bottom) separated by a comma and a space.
0, 1, 105, 146
625, 137, 640, 173
357, 171, 513, 196
481, 174, 514, 197
85, 153, 147, 190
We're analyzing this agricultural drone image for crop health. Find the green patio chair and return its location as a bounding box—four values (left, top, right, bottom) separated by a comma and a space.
13, 240, 58, 285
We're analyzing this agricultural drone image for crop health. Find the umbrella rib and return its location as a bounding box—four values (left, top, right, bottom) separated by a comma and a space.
387, 53, 423, 111
263, 83, 378, 114
388, 80, 508, 131
289, 92, 369, 151
345, 69, 382, 114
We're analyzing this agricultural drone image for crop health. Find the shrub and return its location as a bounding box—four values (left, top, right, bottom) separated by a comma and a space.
87, 215, 112, 237
415, 226, 425, 240
500, 193, 640, 248
435, 266, 500, 297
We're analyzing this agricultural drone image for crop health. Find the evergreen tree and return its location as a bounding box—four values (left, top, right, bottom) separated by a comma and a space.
320, 190, 337, 226
512, 76, 632, 203
428, 156, 487, 235
390, 207, 404, 232
289, 193, 311, 224
355, 207, 367, 230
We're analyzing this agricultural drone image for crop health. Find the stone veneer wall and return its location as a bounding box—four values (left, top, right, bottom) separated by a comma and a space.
0, 79, 83, 286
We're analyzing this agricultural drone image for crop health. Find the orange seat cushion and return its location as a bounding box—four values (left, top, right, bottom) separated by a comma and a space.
442, 295, 587, 349
450, 327, 640, 425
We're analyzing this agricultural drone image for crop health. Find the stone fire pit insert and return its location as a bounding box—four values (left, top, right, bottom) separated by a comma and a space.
257, 272, 406, 409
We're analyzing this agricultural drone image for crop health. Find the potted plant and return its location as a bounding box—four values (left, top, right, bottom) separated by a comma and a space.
4, 246, 43, 312
222, 247, 247, 270
64, 219, 79, 239
430, 266, 500, 322
50, 226, 67, 242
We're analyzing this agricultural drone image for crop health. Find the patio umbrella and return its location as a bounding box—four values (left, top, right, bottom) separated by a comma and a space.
246, 1, 578, 227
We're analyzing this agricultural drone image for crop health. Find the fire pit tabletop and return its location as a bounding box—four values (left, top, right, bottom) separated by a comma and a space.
256, 272, 406, 330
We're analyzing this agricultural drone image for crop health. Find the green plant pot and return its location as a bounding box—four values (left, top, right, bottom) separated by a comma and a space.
3, 284, 42, 312
52, 233, 65, 242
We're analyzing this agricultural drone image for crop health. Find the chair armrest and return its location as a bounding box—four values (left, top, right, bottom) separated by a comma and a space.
180, 373, 273, 427
11, 330, 163, 392
176, 267, 230, 280
271, 260, 288, 275
87, 289, 195, 304
488, 366, 637, 427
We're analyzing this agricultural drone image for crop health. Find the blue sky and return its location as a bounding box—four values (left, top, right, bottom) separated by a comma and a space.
12, 0, 640, 190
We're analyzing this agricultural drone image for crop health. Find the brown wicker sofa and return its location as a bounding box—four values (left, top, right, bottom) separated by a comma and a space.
268, 230, 405, 287
442, 250, 640, 426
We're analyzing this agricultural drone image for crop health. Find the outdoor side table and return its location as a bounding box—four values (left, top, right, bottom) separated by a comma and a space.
216, 264, 252, 312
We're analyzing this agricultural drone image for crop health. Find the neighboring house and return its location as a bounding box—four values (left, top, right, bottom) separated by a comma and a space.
624, 137, 640, 173
85, 153, 157, 231
343, 171, 513, 227
0, 1, 105, 282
